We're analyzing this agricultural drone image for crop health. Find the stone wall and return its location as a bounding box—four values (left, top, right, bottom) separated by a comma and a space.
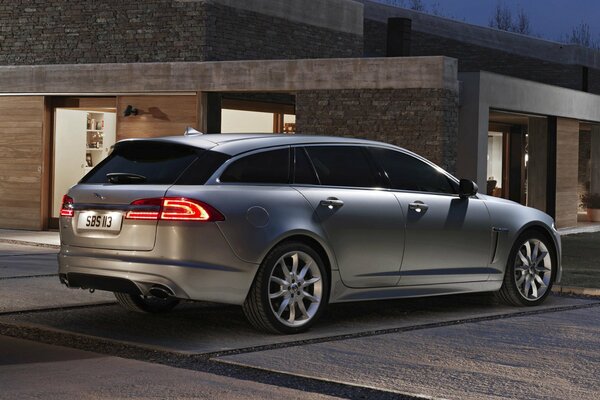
364, 18, 600, 94
364, 18, 387, 57
295, 88, 459, 173
589, 68, 600, 95
203, 2, 362, 61
0, 1, 208, 64
0, 0, 361, 65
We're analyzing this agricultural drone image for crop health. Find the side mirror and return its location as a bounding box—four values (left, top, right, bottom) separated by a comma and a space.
459, 179, 478, 198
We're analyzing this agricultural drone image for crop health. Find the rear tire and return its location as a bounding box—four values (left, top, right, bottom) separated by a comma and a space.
497, 230, 556, 307
243, 242, 329, 334
114, 292, 180, 313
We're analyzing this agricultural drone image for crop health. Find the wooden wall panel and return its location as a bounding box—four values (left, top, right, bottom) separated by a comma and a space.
0, 96, 45, 230
116, 95, 197, 140
555, 118, 579, 228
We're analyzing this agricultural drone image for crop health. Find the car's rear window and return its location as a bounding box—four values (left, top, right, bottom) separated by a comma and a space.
81, 141, 226, 185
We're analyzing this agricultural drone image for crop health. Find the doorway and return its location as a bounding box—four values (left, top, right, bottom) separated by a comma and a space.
49, 97, 117, 227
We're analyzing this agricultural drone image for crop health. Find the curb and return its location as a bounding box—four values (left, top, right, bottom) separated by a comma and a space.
0, 238, 60, 250
552, 285, 600, 297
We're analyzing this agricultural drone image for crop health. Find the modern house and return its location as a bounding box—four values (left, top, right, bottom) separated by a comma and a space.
0, 0, 598, 230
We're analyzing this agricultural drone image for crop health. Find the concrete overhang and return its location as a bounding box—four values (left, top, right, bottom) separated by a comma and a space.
457, 70, 600, 186
463, 71, 600, 123
0, 57, 458, 94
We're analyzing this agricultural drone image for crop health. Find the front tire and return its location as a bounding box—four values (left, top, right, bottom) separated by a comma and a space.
497, 230, 556, 306
243, 242, 329, 334
114, 292, 180, 313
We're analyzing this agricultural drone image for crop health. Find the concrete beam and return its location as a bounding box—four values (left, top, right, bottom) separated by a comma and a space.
474, 71, 600, 123
212, 0, 364, 35
0, 57, 458, 94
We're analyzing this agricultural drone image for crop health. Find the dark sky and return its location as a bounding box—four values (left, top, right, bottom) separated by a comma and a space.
377, 0, 600, 43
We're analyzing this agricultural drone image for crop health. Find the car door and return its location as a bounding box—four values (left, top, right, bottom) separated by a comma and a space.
293, 146, 405, 288
368, 147, 492, 286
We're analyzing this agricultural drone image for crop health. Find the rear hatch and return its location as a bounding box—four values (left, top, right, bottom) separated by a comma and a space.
60, 139, 227, 251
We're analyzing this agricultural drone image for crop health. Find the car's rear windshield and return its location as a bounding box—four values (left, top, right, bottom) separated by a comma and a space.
81, 141, 229, 185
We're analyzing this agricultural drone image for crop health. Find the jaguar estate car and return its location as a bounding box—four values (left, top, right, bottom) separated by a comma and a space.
58, 134, 561, 334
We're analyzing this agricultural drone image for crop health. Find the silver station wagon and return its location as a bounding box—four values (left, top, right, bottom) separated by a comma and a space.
59, 134, 561, 333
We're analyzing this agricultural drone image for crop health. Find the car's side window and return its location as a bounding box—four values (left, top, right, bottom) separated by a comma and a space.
304, 146, 379, 188
219, 148, 290, 184
293, 147, 320, 185
369, 147, 457, 194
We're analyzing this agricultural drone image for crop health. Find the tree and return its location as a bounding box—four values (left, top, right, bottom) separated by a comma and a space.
513, 9, 531, 35
489, 2, 513, 31
407, 0, 425, 11
489, 2, 532, 35
566, 22, 598, 49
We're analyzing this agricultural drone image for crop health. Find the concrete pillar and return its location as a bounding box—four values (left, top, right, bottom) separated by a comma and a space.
527, 117, 548, 212
555, 118, 579, 228
590, 125, 600, 195
457, 74, 488, 188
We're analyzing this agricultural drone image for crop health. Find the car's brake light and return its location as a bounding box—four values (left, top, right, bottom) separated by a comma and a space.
125, 198, 162, 220
60, 195, 74, 217
125, 197, 224, 222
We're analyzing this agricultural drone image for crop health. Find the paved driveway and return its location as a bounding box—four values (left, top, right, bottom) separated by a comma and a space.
1, 242, 599, 399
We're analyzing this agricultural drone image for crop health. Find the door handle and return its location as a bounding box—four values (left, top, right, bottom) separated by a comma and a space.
320, 197, 344, 209
408, 201, 429, 213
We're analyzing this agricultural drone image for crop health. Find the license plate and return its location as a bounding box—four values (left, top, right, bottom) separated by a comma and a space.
77, 211, 123, 232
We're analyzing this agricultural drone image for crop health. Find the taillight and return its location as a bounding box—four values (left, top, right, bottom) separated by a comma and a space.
60, 195, 74, 217
125, 197, 224, 222
125, 198, 162, 220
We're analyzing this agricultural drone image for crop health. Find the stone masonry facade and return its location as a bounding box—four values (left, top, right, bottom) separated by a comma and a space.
295, 89, 459, 174
0, 0, 361, 65
203, 2, 362, 61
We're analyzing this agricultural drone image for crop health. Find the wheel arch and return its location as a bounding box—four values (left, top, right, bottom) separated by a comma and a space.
254, 231, 337, 301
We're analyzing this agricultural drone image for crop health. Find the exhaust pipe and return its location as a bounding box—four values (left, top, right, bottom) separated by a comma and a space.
148, 285, 174, 299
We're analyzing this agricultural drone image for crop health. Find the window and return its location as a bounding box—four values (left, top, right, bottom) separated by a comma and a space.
82, 141, 200, 185
305, 146, 379, 188
175, 151, 230, 185
369, 147, 457, 194
293, 147, 319, 185
219, 148, 290, 184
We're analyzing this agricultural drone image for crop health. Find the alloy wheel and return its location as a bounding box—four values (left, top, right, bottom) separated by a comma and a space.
513, 238, 552, 301
268, 251, 323, 327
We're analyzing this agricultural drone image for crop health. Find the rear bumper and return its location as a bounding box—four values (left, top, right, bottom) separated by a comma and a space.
58, 246, 260, 305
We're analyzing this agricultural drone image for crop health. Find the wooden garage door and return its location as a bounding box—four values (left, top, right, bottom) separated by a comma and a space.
0, 96, 46, 230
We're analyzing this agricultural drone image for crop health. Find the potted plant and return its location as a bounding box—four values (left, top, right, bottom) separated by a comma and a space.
582, 193, 600, 222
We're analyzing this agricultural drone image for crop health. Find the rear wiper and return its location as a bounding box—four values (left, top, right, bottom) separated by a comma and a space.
106, 173, 147, 184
